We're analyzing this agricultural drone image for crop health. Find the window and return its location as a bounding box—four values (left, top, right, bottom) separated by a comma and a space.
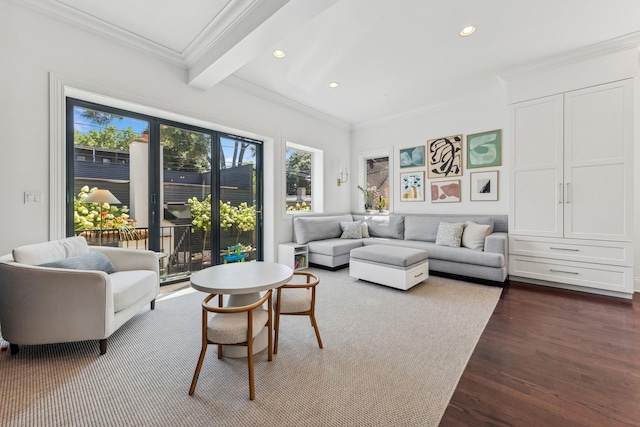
365, 156, 390, 210
285, 142, 323, 213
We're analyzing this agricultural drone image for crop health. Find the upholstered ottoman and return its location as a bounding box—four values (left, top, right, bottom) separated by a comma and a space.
349, 245, 428, 290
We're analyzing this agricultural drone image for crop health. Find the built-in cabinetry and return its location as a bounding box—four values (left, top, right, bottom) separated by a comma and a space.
509, 79, 634, 296
278, 242, 308, 271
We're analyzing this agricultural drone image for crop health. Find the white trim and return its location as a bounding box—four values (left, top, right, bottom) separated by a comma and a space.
356, 147, 393, 213
283, 141, 324, 217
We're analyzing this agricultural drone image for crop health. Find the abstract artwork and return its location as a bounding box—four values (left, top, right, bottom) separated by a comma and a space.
400, 172, 424, 201
427, 134, 463, 178
399, 146, 425, 168
467, 129, 501, 168
470, 171, 498, 201
430, 180, 461, 203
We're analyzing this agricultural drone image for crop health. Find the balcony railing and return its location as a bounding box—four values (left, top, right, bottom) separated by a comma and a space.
74, 225, 255, 284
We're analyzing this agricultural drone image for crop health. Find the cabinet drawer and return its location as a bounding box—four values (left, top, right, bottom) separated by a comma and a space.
509, 256, 633, 294
509, 236, 633, 267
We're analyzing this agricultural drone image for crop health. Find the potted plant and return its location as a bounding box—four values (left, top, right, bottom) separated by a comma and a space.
377, 195, 388, 214
357, 185, 378, 213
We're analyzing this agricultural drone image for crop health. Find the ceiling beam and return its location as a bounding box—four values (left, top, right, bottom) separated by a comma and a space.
187, 0, 340, 90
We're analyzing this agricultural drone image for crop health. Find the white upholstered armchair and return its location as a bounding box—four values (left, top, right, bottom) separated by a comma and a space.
0, 236, 159, 355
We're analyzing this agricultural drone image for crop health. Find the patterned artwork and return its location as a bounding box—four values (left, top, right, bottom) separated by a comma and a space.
427, 134, 463, 178
399, 146, 425, 168
400, 172, 424, 201
467, 129, 501, 168
430, 180, 461, 203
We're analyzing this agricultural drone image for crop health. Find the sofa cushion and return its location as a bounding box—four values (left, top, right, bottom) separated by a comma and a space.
462, 221, 492, 251
293, 214, 353, 244
308, 238, 363, 256
13, 236, 89, 265
353, 214, 405, 239
435, 222, 465, 247
404, 215, 494, 242
109, 270, 157, 312
340, 221, 363, 239
39, 251, 117, 274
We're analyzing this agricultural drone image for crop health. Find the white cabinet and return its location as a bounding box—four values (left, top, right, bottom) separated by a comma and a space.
509, 80, 634, 296
278, 243, 308, 271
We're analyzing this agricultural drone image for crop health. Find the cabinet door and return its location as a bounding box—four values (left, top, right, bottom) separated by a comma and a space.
563, 80, 633, 241
509, 95, 564, 237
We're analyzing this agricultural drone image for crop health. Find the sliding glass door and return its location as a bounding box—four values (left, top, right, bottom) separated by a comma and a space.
67, 99, 263, 283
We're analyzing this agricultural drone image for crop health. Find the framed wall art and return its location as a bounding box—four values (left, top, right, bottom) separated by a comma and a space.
399, 145, 425, 168
427, 134, 463, 178
467, 129, 501, 169
400, 171, 424, 201
470, 170, 498, 201
430, 179, 461, 203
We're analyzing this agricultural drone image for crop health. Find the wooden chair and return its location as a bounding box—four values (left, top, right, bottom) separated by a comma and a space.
273, 271, 323, 354
189, 290, 273, 400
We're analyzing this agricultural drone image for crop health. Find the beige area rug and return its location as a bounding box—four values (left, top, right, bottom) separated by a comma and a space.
0, 268, 501, 427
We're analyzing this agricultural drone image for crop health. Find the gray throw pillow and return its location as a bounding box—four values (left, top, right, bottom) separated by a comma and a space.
435, 222, 465, 247
340, 221, 363, 239
39, 251, 117, 274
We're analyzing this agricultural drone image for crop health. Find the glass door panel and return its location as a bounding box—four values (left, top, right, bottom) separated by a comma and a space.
160, 124, 212, 280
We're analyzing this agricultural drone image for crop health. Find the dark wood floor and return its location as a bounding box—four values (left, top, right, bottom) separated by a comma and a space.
440, 281, 640, 427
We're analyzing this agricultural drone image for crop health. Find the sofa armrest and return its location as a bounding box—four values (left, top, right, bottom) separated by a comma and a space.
0, 262, 114, 344
89, 246, 159, 276
485, 232, 508, 257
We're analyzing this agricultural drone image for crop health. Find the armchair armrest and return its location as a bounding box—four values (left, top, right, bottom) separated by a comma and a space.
89, 246, 159, 276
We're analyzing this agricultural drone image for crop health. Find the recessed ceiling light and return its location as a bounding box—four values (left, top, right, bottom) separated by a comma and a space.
328, 82, 340, 88
272, 49, 286, 59
459, 26, 476, 37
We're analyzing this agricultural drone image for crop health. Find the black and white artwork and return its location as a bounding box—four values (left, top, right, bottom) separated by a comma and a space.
427, 134, 463, 178
470, 170, 498, 201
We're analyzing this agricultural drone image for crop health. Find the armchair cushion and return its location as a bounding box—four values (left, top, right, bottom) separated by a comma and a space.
39, 251, 117, 274
12, 236, 88, 265
109, 270, 158, 312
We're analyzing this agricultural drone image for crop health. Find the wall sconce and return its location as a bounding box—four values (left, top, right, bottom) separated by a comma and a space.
337, 166, 349, 186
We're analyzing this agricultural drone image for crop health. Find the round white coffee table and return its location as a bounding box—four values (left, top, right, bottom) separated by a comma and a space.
190, 261, 293, 357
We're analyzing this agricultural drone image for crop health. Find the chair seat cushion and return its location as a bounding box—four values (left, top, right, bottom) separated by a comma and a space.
276, 288, 312, 313
109, 270, 157, 312
208, 309, 269, 344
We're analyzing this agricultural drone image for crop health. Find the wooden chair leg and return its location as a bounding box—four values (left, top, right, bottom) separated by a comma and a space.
9, 343, 19, 355
189, 345, 208, 395
99, 339, 107, 355
274, 302, 281, 354
247, 336, 255, 400
310, 314, 323, 349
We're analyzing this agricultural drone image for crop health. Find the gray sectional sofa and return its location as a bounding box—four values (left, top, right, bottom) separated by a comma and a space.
291, 213, 508, 284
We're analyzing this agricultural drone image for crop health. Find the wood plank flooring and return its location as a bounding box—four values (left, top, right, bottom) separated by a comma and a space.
440, 281, 640, 427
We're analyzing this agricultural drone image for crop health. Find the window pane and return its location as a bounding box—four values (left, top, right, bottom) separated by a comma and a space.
366, 156, 389, 210
285, 148, 312, 212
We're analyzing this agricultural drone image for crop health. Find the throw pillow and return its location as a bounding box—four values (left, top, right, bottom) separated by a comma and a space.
39, 251, 117, 274
361, 222, 370, 238
462, 221, 491, 251
340, 221, 363, 239
435, 222, 465, 247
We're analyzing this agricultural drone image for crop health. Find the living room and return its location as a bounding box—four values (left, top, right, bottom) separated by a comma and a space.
1, 0, 639, 425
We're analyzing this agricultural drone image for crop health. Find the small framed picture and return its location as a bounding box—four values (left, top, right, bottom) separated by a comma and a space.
467, 129, 501, 169
400, 172, 424, 201
427, 134, 463, 178
470, 171, 498, 201
399, 146, 425, 168
430, 179, 461, 203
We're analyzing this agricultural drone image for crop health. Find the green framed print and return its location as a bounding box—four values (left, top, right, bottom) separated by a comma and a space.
467, 129, 501, 169
399, 145, 425, 168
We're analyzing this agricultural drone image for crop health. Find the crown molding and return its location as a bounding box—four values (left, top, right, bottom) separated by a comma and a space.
499, 31, 640, 83
13, 0, 185, 66
222, 75, 352, 130
352, 87, 506, 131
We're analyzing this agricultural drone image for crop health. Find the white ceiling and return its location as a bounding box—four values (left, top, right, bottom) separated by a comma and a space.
22, 0, 640, 126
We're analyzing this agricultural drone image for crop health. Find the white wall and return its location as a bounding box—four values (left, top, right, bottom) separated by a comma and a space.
351, 91, 508, 215
0, 1, 351, 259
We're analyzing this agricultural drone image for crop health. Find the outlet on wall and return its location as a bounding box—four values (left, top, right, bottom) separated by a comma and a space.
24, 192, 43, 204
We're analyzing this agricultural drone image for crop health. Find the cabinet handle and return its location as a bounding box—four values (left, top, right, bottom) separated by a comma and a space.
558, 183, 563, 204
566, 182, 571, 203
549, 247, 580, 251
414, 272, 424, 278
549, 269, 579, 275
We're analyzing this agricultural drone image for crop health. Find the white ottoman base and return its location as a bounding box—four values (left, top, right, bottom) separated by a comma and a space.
349, 258, 429, 290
